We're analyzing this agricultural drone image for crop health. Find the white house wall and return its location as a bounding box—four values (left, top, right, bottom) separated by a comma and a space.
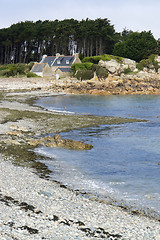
36, 72, 43, 77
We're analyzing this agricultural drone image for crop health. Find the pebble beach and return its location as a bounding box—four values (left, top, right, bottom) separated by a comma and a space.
0, 158, 160, 240
0, 77, 160, 240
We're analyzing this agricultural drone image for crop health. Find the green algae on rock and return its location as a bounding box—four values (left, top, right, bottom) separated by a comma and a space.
28, 134, 93, 150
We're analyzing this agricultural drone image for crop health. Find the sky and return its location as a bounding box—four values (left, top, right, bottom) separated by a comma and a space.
1, 0, 160, 39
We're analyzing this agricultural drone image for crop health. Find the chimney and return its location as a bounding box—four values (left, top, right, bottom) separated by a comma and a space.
74, 53, 79, 58
40, 55, 47, 63
56, 53, 61, 58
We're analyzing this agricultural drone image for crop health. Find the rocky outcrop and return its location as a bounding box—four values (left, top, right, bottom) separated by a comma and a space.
50, 54, 160, 95
51, 71, 160, 95
121, 58, 137, 72
98, 58, 137, 75
28, 134, 93, 150
99, 59, 121, 75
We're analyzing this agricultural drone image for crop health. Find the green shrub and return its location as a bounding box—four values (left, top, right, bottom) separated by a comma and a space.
103, 54, 123, 63
122, 67, 133, 74
75, 70, 94, 80
148, 55, 159, 72
16, 63, 26, 74
27, 72, 39, 78
0, 63, 35, 77
0, 69, 9, 77
92, 64, 108, 78
72, 61, 109, 80
137, 55, 159, 72
27, 62, 35, 71
82, 54, 123, 64
6, 66, 17, 77
0, 64, 9, 71
82, 56, 102, 64
0, 63, 26, 77
137, 59, 150, 71
71, 62, 93, 75
0, 64, 16, 77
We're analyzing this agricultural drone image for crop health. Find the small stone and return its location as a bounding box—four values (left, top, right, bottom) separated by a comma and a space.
6, 130, 22, 137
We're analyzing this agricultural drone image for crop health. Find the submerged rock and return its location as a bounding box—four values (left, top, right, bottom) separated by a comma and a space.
28, 134, 93, 150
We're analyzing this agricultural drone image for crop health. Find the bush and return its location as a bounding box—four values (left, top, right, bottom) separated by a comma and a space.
75, 70, 94, 80
82, 54, 123, 64
92, 65, 108, 78
0, 63, 35, 77
71, 62, 93, 75
0, 69, 9, 77
122, 67, 133, 74
72, 60, 110, 80
27, 62, 35, 71
137, 59, 151, 71
137, 55, 159, 72
6, 66, 17, 77
27, 72, 39, 78
16, 63, 26, 74
0, 64, 15, 77
82, 56, 102, 64
0, 63, 26, 77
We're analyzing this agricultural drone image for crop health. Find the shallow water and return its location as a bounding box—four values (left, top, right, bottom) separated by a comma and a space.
35, 95, 160, 218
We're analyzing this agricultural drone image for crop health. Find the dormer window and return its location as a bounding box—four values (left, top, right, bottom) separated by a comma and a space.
66, 60, 69, 64
57, 60, 61, 64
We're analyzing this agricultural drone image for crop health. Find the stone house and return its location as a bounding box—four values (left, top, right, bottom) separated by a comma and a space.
30, 63, 53, 77
31, 53, 81, 77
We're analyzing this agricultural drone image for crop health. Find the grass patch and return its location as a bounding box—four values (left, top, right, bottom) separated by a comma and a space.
82, 54, 123, 64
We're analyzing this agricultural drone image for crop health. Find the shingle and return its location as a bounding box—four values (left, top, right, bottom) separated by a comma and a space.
53, 56, 74, 67
32, 63, 46, 72
56, 67, 71, 72
41, 56, 56, 67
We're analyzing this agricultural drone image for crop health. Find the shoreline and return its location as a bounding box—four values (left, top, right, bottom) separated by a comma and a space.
0, 77, 160, 239
1, 158, 160, 240
1, 74, 160, 96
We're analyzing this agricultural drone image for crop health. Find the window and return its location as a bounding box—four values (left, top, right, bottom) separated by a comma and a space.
66, 60, 70, 64
57, 60, 60, 64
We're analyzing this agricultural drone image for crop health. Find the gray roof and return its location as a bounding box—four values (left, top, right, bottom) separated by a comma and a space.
56, 67, 71, 72
41, 56, 56, 67
53, 56, 75, 67
32, 63, 47, 72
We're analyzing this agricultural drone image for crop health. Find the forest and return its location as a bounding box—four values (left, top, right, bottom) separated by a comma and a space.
0, 18, 159, 65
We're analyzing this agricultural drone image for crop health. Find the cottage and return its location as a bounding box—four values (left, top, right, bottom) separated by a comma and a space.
55, 67, 71, 78
40, 55, 56, 67
31, 53, 81, 77
31, 63, 52, 77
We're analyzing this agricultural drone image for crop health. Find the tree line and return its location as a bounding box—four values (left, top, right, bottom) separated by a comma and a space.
0, 18, 118, 64
0, 18, 159, 64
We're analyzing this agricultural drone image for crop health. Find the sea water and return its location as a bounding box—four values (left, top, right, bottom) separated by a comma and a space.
35, 95, 160, 218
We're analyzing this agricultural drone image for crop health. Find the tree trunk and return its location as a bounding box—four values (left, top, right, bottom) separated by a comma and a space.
87, 39, 90, 57
96, 38, 98, 56
99, 38, 103, 55
90, 38, 93, 56
83, 38, 86, 57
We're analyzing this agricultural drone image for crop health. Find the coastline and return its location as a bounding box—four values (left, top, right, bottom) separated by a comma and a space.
2, 73, 160, 96
49, 74, 160, 96
0, 77, 160, 239
1, 158, 160, 240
